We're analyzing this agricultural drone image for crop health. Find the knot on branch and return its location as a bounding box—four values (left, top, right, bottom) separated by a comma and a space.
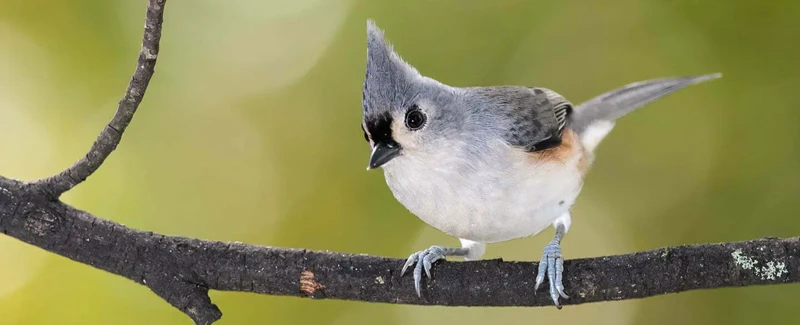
147, 276, 221, 325
23, 206, 62, 238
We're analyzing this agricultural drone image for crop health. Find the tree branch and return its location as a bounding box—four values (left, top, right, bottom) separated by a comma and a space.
1, 183, 799, 324
0, 1, 798, 325
29, 0, 165, 198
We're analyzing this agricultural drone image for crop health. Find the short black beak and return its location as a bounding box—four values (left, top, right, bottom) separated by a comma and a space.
367, 142, 401, 170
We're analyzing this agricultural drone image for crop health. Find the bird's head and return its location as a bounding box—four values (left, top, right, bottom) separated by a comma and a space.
361, 20, 464, 170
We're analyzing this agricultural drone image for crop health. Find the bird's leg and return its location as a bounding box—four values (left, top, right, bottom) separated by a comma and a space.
401, 238, 485, 297
535, 213, 571, 308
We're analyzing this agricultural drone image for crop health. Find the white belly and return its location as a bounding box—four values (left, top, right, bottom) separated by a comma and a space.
382, 145, 584, 244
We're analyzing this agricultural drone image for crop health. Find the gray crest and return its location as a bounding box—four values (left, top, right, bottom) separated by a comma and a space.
363, 20, 421, 117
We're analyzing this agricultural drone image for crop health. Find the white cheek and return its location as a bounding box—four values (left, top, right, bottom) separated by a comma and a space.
392, 100, 437, 151
391, 117, 419, 150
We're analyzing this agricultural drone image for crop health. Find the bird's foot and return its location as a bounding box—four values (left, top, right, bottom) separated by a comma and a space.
400, 246, 450, 297
535, 240, 569, 308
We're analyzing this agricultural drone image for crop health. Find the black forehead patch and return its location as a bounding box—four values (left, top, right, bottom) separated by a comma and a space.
364, 111, 399, 147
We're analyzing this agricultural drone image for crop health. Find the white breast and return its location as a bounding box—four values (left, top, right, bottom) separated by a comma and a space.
382, 140, 585, 244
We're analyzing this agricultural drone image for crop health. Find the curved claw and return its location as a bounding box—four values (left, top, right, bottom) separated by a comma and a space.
534, 241, 568, 308
555, 255, 568, 299
401, 252, 420, 276
413, 255, 424, 296
534, 259, 547, 292
400, 246, 448, 297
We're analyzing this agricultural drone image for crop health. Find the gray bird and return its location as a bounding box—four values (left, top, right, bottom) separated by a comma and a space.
360, 20, 721, 307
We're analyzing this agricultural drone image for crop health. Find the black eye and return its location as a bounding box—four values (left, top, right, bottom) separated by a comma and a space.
404, 107, 426, 130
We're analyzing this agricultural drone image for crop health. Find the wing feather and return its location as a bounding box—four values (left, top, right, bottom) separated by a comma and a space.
471, 86, 573, 152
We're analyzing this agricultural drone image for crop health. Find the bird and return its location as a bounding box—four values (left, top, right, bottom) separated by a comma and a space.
359, 19, 721, 308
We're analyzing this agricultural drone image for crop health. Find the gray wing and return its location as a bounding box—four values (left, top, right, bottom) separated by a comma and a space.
567, 73, 722, 135
473, 86, 572, 152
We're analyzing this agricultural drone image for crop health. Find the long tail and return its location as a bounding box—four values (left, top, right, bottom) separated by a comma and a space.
568, 73, 722, 152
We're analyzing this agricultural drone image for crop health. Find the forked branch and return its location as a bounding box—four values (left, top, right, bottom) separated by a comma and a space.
29, 0, 164, 198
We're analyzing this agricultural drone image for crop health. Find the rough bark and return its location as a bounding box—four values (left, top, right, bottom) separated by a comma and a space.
1, 182, 799, 324
30, 0, 163, 198
1, 1, 797, 325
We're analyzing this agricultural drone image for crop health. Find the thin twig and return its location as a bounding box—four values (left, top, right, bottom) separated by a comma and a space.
29, 0, 166, 198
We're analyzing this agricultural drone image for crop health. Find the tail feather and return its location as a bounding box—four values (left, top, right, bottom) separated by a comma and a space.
569, 73, 722, 152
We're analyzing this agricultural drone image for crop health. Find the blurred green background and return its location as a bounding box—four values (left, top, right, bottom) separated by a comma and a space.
1, 0, 799, 324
